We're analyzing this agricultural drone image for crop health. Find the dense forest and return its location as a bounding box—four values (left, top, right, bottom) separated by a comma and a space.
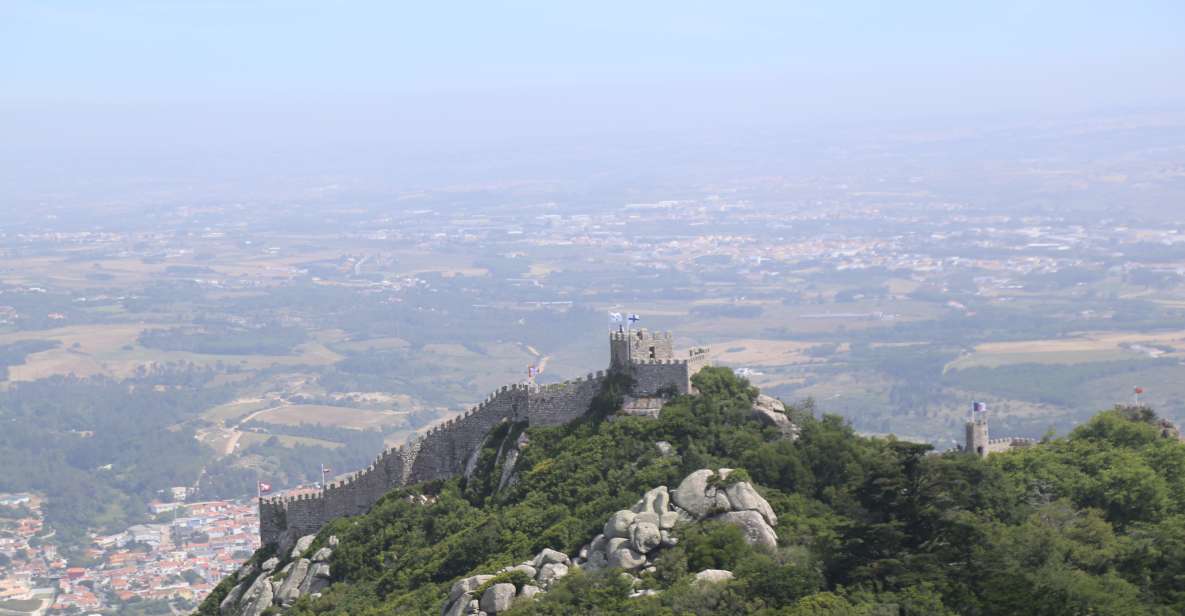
0, 366, 236, 548
201, 367, 1185, 615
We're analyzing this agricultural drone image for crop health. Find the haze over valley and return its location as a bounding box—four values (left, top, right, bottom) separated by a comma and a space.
0, 2, 1183, 613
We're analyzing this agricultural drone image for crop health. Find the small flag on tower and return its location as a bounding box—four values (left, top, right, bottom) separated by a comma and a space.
628, 313, 640, 325
258, 481, 273, 494
609, 312, 623, 323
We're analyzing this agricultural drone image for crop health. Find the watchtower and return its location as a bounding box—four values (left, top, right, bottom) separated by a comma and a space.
609, 329, 674, 370
964, 401, 989, 458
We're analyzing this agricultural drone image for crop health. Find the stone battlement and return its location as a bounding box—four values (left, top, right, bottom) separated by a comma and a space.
609, 330, 673, 342
260, 330, 707, 545
988, 437, 1035, 445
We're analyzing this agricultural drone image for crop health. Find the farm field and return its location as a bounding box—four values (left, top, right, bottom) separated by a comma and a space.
707, 338, 818, 367
0, 323, 346, 382
945, 329, 1185, 371
251, 404, 409, 430
236, 432, 345, 450
202, 399, 274, 424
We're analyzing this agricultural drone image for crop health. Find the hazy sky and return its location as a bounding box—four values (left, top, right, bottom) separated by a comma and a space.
1, 1, 1183, 202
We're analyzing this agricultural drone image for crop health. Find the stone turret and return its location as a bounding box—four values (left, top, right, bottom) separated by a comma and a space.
609, 329, 674, 370
964, 401, 989, 458
964, 401, 1035, 458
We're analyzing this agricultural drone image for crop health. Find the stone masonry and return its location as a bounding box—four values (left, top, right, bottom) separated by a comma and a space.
259, 329, 708, 545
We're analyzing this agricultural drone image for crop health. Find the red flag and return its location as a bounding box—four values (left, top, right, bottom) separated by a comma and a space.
258, 481, 273, 494
1135, 387, 1145, 395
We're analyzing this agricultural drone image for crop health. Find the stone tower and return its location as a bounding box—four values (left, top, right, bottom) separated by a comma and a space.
609, 329, 674, 371
964, 401, 989, 458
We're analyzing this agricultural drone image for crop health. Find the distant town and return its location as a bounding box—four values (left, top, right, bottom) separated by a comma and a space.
0, 492, 257, 614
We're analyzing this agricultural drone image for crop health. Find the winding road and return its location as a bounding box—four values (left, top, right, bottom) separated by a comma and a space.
222, 405, 277, 455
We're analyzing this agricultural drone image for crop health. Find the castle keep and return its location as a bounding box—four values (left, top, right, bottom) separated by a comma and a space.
963, 401, 1035, 457
259, 329, 708, 545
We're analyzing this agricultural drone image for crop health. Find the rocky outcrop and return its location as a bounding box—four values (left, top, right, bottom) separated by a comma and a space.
438, 468, 777, 614
672, 470, 731, 518
752, 394, 800, 439
497, 432, 530, 491
480, 584, 517, 613
439, 550, 572, 616
583, 469, 777, 573
677, 468, 780, 550
723, 480, 778, 528
712, 510, 778, 550
620, 396, 666, 418
694, 569, 735, 585
220, 534, 334, 616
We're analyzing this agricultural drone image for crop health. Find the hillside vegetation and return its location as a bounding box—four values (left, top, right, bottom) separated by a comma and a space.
201, 367, 1185, 615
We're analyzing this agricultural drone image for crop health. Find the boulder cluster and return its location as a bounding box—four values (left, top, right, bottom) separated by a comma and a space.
578, 485, 682, 573
220, 534, 336, 616
578, 467, 778, 576
441, 547, 570, 616
439, 467, 778, 615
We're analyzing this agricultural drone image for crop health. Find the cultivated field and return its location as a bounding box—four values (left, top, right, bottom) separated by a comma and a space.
945, 329, 1185, 371
251, 404, 409, 430
236, 432, 345, 450
0, 323, 345, 382
202, 399, 274, 424
707, 338, 817, 367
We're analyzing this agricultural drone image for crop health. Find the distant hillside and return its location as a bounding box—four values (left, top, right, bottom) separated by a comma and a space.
200, 367, 1185, 615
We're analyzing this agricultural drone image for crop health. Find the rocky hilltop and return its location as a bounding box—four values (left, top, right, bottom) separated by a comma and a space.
441, 466, 779, 615
200, 363, 1185, 616
210, 364, 796, 616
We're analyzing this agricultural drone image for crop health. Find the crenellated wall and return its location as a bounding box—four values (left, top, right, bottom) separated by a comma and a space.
407, 385, 530, 483
630, 359, 690, 396
610, 329, 675, 368
259, 375, 608, 544
259, 331, 706, 545
527, 371, 606, 425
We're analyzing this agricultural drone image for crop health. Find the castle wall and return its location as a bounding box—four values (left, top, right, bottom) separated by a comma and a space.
284, 494, 326, 538
631, 360, 692, 396
258, 438, 420, 545
986, 437, 1036, 455
260, 330, 708, 545
687, 347, 709, 378
407, 385, 528, 483
527, 372, 605, 425
259, 499, 288, 546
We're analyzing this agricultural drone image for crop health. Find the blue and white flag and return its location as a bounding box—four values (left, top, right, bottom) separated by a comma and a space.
628, 313, 640, 325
